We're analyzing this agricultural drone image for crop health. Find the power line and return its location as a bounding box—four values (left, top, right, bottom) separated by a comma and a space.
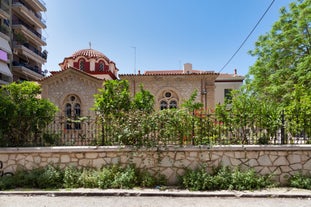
218, 0, 276, 73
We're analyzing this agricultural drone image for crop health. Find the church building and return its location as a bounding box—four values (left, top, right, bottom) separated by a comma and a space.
40, 48, 244, 118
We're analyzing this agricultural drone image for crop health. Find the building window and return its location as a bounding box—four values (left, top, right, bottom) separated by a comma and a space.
160, 100, 168, 110
169, 100, 177, 109
99, 62, 104, 72
79, 60, 85, 71
64, 95, 82, 129
224, 89, 232, 101
159, 90, 178, 110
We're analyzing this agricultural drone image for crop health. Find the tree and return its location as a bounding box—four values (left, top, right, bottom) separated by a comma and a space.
131, 84, 154, 113
0, 82, 58, 146
181, 90, 203, 112
247, 0, 311, 104
94, 80, 155, 145
94, 80, 131, 118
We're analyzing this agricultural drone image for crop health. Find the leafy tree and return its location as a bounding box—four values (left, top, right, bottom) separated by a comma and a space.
94, 80, 155, 145
181, 90, 203, 112
215, 89, 280, 144
247, 0, 311, 104
131, 84, 154, 113
0, 82, 58, 146
94, 80, 131, 118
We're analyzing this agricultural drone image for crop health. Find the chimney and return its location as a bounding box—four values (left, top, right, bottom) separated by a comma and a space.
234, 69, 237, 76
183, 63, 192, 74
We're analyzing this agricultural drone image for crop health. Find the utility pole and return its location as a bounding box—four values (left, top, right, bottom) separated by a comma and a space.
131, 46, 136, 74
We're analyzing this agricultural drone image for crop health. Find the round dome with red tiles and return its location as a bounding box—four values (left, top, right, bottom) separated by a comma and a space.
71, 48, 110, 62
58, 48, 118, 80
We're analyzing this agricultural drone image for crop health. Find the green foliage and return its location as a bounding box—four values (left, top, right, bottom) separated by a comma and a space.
289, 173, 311, 190
0, 164, 166, 190
63, 166, 82, 188
215, 89, 281, 144
247, 0, 311, 103
94, 80, 131, 118
132, 84, 155, 113
150, 109, 194, 145
37, 165, 64, 189
180, 166, 274, 191
0, 82, 58, 147
181, 90, 203, 112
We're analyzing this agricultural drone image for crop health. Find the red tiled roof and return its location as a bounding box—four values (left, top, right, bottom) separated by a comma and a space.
72, 49, 109, 60
144, 69, 205, 75
39, 67, 104, 82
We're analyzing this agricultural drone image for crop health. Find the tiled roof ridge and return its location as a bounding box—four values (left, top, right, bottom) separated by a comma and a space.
39, 67, 103, 82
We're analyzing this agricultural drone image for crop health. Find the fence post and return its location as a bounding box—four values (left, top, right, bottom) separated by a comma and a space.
281, 110, 285, 144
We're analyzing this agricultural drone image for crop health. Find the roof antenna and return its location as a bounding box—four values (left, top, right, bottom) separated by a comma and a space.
89, 41, 92, 49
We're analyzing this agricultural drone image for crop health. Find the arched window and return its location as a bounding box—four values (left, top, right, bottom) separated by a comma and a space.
74, 103, 81, 116
79, 59, 85, 71
159, 90, 178, 110
169, 100, 177, 109
160, 100, 168, 110
99, 62, 104, 72
64, 95, 82, 130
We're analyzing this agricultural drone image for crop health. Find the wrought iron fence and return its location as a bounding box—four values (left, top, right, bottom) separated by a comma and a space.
0, 111, 310, 147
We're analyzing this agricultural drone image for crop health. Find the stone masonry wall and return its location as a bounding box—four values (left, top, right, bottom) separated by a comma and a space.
0, 145, 311, 185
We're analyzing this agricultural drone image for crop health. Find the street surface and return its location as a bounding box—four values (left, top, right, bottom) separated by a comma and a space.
0, 196, 310, 207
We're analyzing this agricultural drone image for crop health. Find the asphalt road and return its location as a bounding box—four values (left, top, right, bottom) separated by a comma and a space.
0, 196, 310, 207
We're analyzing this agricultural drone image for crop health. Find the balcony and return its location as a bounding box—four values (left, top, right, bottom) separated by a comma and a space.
12, 60, 44, 80
0, 1, 10, 19
12, 0, 46, 29
12, 19, 46, 46
26, 0, 46, 12
0, 25, 10, 40
13, 42, 47, 64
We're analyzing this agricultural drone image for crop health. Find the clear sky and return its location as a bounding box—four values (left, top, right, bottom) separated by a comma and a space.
43, 0, 294, 76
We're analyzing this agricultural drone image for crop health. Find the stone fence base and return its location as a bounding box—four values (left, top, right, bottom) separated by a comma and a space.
0, 145, 310, 185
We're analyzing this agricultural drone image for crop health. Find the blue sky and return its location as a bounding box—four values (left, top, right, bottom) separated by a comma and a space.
43, 0, 293, 76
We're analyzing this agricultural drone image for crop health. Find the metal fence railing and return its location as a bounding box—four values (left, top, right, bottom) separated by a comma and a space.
0, 111, 310, 147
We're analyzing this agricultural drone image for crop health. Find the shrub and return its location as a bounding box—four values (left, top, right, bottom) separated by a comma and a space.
0, 164, 167, 190
180, 166, 274, 191
37, 165, 64, 189
289, 173, 311, 190
78, 168, 98, 188
63, 166, 82, 188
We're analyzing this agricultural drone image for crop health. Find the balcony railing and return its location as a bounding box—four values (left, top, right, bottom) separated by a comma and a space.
13, 19, 46, 42
12, 60, 43, 75
0, 1, 10, 14
17, 42, 47, 60
13, 0, 46, 25
0, 25, 9, 36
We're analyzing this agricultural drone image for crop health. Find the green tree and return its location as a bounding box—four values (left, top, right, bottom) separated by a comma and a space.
0, 82, 58, 146
94, 80, 131, 118
181, 90, 203, 112
245, 0, 311, 140
131, 84, 154, 113
247, 0, 311, 104
215, 89, 280, 144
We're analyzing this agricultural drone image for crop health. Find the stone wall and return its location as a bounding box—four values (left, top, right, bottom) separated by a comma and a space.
1, 145, 310, 185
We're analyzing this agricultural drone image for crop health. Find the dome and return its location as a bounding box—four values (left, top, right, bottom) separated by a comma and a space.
71, 48, 111, 62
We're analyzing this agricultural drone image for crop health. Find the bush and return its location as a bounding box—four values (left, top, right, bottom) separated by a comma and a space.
289, 173, 311, 190
37, 165, 64, 189
63, 166, 82, 188
180, 166, 274, 191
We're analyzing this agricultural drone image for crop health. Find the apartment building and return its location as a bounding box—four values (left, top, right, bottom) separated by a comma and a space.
0, 0, 47, 84
0, 0, 12, 84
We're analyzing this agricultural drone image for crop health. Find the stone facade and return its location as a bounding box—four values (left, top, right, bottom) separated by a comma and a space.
120, 73, 218, 110
40, 67, 103, 117
1, 145, 310, 185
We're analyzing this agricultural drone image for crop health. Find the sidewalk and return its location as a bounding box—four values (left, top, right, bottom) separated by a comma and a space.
1, 187, 311, 198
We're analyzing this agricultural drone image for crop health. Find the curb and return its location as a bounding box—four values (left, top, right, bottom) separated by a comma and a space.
1, 190, 311, 198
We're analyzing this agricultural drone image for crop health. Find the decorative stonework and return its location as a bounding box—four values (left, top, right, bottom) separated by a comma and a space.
1, 145, 310, 185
